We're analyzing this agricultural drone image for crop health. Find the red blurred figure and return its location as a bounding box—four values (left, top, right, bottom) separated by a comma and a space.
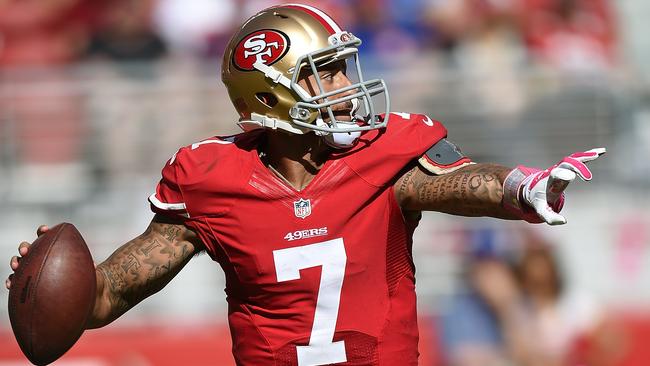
519, 0, 618, 72
85, 0, 166, 62
0, 0, 99, 201
0, 0, 90, 66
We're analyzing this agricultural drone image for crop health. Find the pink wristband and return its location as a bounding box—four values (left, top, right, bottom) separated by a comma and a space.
502, 166, 545, 224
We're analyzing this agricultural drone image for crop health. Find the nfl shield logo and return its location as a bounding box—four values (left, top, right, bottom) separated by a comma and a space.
293, 198, 312, 219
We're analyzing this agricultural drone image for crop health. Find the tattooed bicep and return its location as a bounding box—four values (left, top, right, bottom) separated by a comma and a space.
151, 213, 204, 251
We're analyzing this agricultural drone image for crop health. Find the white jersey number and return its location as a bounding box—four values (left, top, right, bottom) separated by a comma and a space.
273, 238, 348, 366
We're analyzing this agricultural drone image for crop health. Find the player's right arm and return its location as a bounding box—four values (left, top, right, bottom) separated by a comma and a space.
7, 214, 204, 329
89, 214, 203, 328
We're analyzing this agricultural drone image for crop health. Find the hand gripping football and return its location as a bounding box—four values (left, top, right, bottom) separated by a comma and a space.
8, 223, 96, 365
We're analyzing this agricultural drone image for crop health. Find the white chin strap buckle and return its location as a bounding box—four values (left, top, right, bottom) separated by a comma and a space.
315, 118, 361, 148
316, 98, 363, 148
329, 127, 361, 148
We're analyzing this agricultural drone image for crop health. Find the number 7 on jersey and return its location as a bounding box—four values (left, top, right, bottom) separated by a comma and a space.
273, 238, 348, 366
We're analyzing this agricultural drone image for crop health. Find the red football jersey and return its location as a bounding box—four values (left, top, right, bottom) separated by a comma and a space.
149, 113, 447, 366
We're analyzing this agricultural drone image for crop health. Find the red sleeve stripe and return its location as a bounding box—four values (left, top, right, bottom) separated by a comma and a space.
283, 4, 341, 35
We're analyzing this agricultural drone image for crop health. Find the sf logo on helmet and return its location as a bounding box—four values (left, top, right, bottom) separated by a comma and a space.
234, 30, 290, 71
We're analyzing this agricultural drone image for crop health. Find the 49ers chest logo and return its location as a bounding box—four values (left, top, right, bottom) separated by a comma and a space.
233, 30, 290, 71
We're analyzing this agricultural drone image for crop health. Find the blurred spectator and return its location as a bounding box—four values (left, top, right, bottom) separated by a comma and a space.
0, 0, 93, 66
424, 0, 528, 119
347, 0, 426, 67
423, 0, 617, 74
424, 0, 523, 53
153, 0, 236, 58
511, 233, 602, 364
440, 227, 608, 366
518, 0, 618, 74
0, 0, 97, 202
84, 0, 167, 63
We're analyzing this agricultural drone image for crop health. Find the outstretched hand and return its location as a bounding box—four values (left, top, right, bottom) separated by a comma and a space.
521, 148, 606, 225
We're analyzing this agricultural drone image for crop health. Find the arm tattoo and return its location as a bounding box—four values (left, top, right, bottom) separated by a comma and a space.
162, 225, 181, 242
92, 218, 201, 327
395, 163, 518, 219
96, 266, 130, 316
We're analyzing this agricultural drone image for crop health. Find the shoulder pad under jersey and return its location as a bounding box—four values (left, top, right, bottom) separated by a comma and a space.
418, 138, 473, 175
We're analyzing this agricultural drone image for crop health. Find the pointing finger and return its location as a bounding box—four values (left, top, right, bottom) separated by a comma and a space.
569, 148, 606, 163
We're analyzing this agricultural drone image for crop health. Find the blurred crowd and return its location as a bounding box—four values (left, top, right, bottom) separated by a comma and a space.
0, 0, 620, 191
0, 0, 618, 72
436, 226, 630, 366
2, 2, 648, 366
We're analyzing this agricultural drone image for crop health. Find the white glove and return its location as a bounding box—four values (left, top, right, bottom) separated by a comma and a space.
503, 148, 606, 225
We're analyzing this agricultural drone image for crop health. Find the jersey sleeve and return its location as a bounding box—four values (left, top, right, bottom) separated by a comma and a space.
343, 112, 449, 186
149, 149, 189, 219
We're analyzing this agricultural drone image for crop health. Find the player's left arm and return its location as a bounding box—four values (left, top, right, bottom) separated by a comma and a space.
394, 148, 606, 224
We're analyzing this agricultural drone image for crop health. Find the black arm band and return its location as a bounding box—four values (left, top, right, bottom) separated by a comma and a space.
418, 138, 472, 175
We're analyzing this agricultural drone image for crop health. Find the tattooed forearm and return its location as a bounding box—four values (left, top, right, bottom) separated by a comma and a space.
140, 239, 162, 256
395, 163, 519, 219
88, 215, 202, 329
121, 253, 141, 274
95, 266, 130, 318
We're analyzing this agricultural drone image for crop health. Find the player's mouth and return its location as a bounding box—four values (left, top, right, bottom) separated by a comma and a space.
321, 106, 354, 122
332, 110, 353, 121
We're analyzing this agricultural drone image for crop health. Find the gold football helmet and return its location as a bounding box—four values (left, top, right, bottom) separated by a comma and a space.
221, 3, 390, 147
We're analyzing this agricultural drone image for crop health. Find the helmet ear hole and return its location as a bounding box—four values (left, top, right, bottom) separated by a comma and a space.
255, 92, 278, 108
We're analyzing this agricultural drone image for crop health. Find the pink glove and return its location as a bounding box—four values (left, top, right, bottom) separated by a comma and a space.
503, 148, 606, 225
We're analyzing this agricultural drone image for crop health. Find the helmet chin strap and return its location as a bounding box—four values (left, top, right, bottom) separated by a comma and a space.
317, 98, 362, 149
323, 124, 362, 148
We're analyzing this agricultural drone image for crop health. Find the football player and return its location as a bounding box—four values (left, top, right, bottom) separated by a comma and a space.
7, 4, 605, 366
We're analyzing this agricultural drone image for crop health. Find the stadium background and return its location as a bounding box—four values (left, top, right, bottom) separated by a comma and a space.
1, 0, 649, 364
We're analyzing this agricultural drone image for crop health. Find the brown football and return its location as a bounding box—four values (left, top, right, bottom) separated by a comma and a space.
8, 223, 96, 365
